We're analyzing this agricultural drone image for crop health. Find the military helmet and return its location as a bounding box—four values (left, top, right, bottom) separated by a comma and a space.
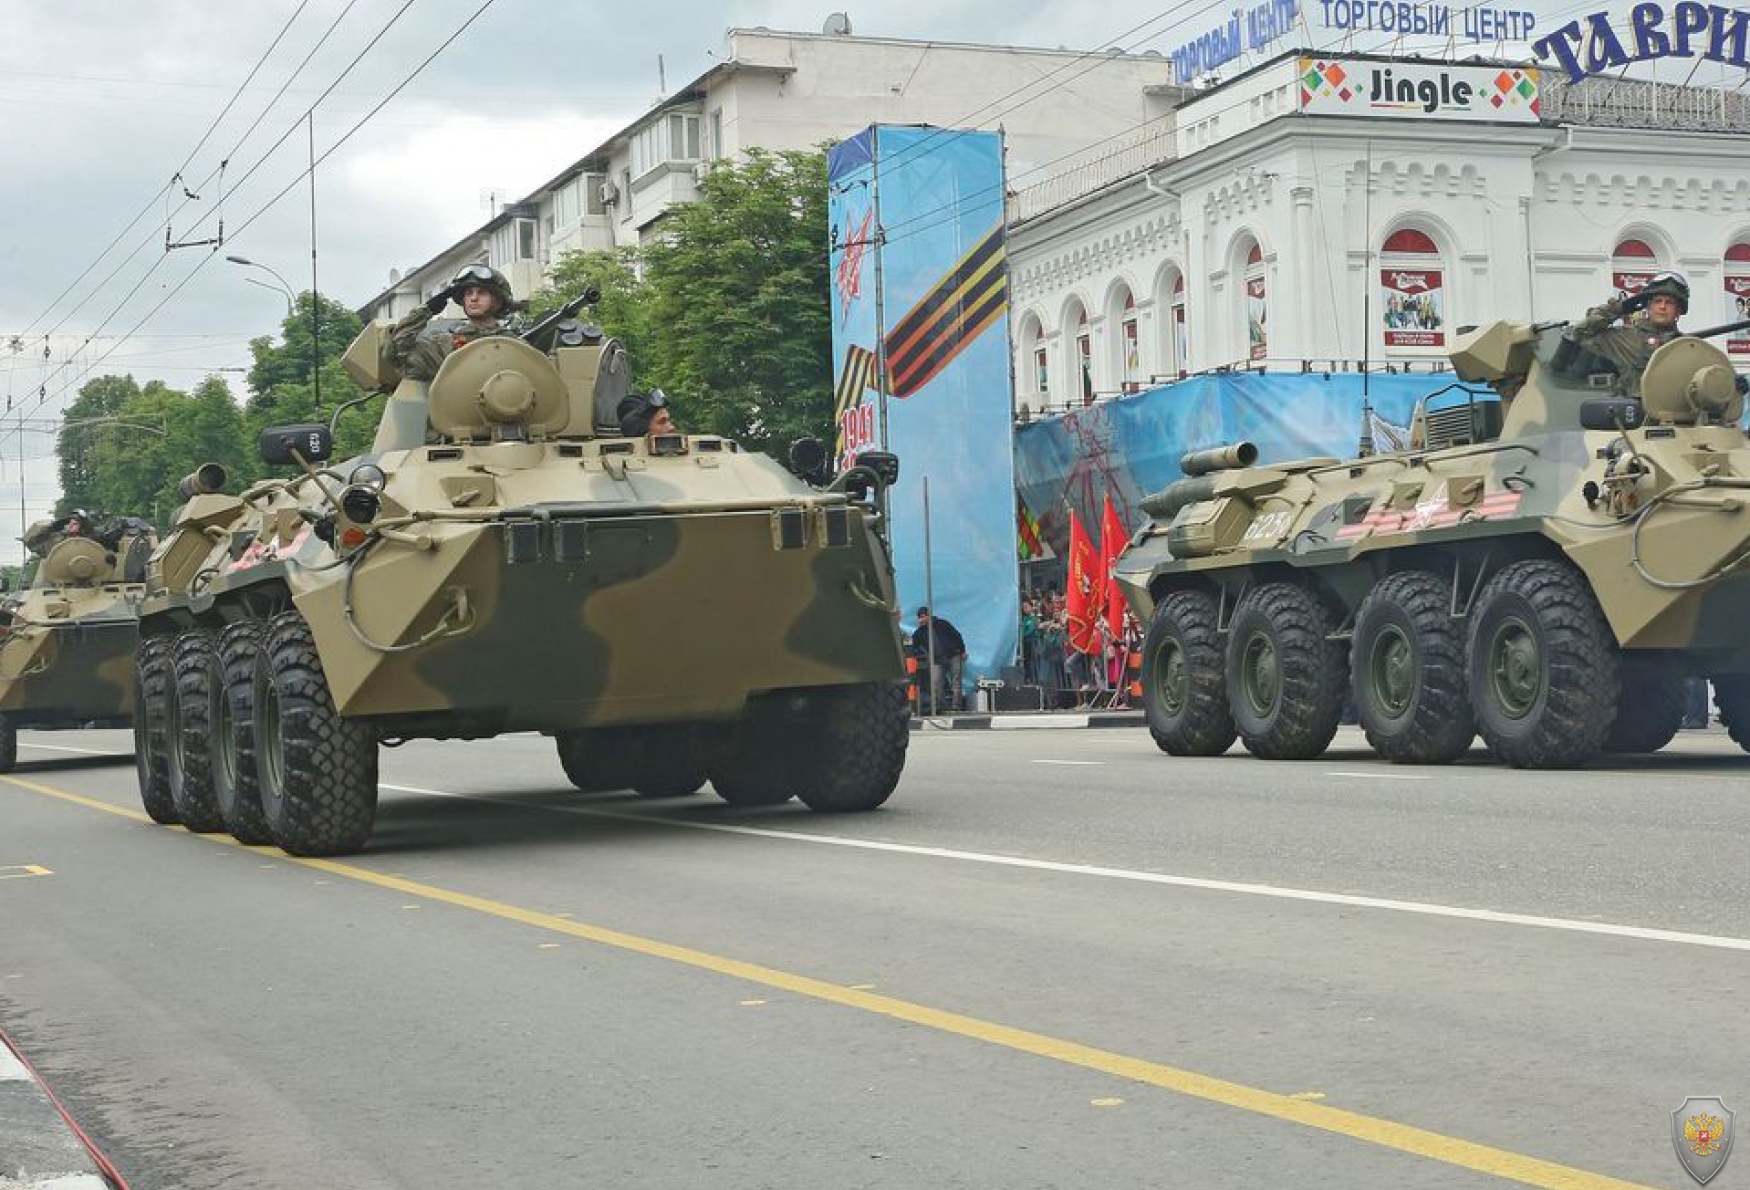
1640, 270, 1689, 314
450, 263, 523, 315
615, 389, 669, 436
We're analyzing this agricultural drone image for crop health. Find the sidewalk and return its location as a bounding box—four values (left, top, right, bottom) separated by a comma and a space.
0, 1029, 120, 1190
911, 709, 1144, 730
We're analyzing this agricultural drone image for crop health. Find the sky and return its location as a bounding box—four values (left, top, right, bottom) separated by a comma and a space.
0, 0, 1630, 549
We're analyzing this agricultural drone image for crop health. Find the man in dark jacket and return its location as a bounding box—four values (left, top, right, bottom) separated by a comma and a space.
911, 606, 967, 713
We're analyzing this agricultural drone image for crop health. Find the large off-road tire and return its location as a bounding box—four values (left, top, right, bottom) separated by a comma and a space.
1225, 582, 1347, 760
1466, 559, 1617, 769
1603, 662, 1686, 754
213, 621, 272, 844
1142, 589, 1236, 756
0, 713, 16, 774
1712, 675, 1750, 753
792, 682, 909, 812
1352, 571, 1474, 765
555, 727, 644, 793
710, 704, 800, 807
134, 635, 178, 824
631, 730, 711, 799
254, 610, 377, 856
167, 630, 226, 833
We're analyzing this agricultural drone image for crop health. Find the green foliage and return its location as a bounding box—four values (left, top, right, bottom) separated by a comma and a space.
81, 376, 249, 527
246, 292, 363, 398
524, 247, 647, 363
56, 375, 143, 515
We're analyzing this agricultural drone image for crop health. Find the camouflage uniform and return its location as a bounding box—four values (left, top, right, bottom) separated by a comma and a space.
1569, 298, 1680, 399
388, 307, 518, 382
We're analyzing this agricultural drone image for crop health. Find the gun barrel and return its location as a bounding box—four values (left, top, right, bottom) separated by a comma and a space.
176, 463, 228, 501
1179, 441, 1258, 477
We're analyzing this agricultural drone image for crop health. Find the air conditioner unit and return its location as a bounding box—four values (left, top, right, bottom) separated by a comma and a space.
692, 161, 711, 184
598, 180, 620, 205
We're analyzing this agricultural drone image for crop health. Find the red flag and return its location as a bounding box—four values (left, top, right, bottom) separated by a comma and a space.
1102, 494, 1128, 638
1066, 509, 1101, 655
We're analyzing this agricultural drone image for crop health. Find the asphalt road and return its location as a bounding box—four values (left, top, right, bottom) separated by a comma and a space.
1, 725, 1746, 1190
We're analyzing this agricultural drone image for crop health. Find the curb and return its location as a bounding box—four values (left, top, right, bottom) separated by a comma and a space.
0, 1028, 121, 1190
911, 711, 1144, 731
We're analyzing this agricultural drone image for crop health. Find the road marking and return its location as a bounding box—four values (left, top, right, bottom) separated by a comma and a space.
1326, 771, 1435, 781
0, 1047, 29, 1080
377, 783, 1750, 955
0, 864, 51, 880
19, 743, 119, 756
1030, 759, 1104, 766
1090, 1097, 1125, 1107
0, 773, 1667, 1190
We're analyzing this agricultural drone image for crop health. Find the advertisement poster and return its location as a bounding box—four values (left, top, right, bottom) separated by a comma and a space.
1727, 275, 1750, 355
827, 126, 1018, 688
1381, 267, 1445, 347
1297, 58, 1540, 122
1247, 277, 1268, 360
1613, 270, 1655, 298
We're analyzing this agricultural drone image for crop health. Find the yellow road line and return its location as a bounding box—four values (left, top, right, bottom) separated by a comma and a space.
3, 773, 1660, 1190
0, 863, 52, 879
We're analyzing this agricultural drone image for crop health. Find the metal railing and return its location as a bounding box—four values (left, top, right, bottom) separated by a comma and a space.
1008, 116, 1180, 225
1534, 74, 1750, 132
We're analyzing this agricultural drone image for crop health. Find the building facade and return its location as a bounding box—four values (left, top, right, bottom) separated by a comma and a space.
362, 26, 1189, 321
1009, 52, 1750, 415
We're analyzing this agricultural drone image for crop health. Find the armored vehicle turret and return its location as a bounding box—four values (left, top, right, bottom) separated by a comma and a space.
0, 514, 155, 770
1117, 313, 1750, 769
134, 308, 909, 854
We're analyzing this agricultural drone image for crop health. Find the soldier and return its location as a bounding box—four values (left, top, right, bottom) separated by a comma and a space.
615, 390, 675, 436
1568, 271, 1688, 399
389, 263, 524, 381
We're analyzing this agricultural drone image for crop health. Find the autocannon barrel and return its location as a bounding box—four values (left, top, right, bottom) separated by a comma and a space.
1179, 441, 1258, 477
1139, 476, 1217, 521
176, 463, 228, 500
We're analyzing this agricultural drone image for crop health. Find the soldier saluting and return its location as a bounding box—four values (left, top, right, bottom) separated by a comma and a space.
1568, 271, 1688, 399
389, 263, 524, 381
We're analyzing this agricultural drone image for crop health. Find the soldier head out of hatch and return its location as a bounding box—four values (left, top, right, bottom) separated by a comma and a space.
389, 264, 526, 382
1567, 271, 1690, 399
616, 389, 675, 436
433, 263, 522, 327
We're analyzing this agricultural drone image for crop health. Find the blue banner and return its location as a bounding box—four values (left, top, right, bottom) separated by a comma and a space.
1015, 372, 1450, 560
829, 126, 1018, 693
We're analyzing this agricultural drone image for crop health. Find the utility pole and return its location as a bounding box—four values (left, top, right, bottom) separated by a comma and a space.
308, 112, 322, 416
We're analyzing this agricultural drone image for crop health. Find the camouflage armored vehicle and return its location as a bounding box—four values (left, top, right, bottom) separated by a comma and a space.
1116, 314, 1750, 769
0, 514, 155, 771
134, 309, 909, 855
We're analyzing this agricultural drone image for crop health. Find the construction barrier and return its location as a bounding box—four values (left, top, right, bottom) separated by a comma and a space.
1127, 649, 1142, 701
905, 654, 921, 714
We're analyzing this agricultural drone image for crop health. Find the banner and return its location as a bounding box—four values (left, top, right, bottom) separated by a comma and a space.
1065, 510, 1100, 655
1298, 58, 1540, 122
1101, 495, 1128, 637
1728, 275, 1750, 355
1613, 270, 1655, 297
827, 126, 1017, 690
1381, 267, 1445, 347
1247, 277, 1268, 360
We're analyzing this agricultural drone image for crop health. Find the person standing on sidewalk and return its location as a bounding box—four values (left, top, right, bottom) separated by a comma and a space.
911, 607, 967, 714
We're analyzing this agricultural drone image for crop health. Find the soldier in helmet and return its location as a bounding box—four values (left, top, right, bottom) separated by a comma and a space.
616, 389, 676, 436
1568, 271, 1688, 399
389, 263, 524, 382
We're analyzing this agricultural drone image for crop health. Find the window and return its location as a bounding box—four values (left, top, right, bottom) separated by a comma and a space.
1611, 238, 1658, 298
1379, 227, 1445, 351
1170, 275, 1188, 376
1075, 311, 1093, 405
491, 217, 536, 265
1034, 347, 1049, 394
631, 112, 703, 180
584, 173, 605, 217
554, 179, 579, 229
710, 109, 724, 160
619, 169, 632, 220
1120, 292, 1140, 385
1726, 242, 1750, 356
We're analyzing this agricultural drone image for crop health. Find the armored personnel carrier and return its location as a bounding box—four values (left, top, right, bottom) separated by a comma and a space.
135, 309, 909, 855
0, 514, 155, 771
1117, 315, 1750, 769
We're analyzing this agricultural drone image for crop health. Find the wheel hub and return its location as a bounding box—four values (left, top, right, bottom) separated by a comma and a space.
1487, 615, 1543, 720
1241, 631, 1280, 716
1154, 638, 1188, 715
1369, 625, 1416, 718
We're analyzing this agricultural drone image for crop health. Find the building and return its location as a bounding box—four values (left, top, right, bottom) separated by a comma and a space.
1008, 51, 1750, 415
361, 25, 1190, 321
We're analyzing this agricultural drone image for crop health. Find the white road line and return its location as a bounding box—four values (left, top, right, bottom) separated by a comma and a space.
18, 743, 121, 756
0, 1048, 30, 1080
1326, 771, 1437, 781
1031, 759, 1104, 766
377, 782, 1750, 954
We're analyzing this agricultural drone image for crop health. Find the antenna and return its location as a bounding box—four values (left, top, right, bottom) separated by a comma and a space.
657, 53, 667, 99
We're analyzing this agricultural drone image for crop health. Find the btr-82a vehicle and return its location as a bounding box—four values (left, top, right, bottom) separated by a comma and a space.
0, 514, 155, 770
1116, 315, 1750, 769
134, 310, 909, 855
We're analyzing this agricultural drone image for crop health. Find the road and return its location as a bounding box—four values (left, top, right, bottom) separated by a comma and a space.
1, 725, 1745, 1190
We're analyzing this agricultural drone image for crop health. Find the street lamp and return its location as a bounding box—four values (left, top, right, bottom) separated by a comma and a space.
225, 254, 320, 412
225, 255, 296, 314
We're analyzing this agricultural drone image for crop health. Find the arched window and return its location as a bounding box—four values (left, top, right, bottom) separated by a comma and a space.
1121, 292, 1140, 387
1726, 242, 1750, 357
1379, 227, 1446, 352
1611, 238, 1659, 299
1075, 309, 1093, 405
1017, 313, 1047, 396
1170, 275, 1189, 376
1242, 241, 1267, 361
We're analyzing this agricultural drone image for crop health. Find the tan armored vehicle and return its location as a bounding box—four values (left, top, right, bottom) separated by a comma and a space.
1116, 314, 1750, 768
0, 515, 154, 771
135, 309, 909, 854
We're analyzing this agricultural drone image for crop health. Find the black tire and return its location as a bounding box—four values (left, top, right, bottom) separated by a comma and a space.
254, 610, 377, 856
0, 713, 16, 774
1466, 559, 1618, 769
1225, 582, 1347, 760
1603, 663, 1685, 754
711, 703, 801, 807
167, 630, 226, 833
1352, 571, 1474, 764
134, 635, 177, 824
1713, 675, 1750, 753
1142, 589, 1236, 756
792, 682, 909, 812
631, 730, 710, 798
555, 727, 643, 793
214, 621, 272, 844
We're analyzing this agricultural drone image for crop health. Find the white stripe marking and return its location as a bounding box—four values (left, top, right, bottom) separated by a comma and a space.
32, 1177, 113, 1189
1325, 771, 1437, 781
990, 714, 1090, 730
377, 783, 1750, 953
18, 743, 120, 756
1031, 759, 1104, 766
0, 1048, 30, 1080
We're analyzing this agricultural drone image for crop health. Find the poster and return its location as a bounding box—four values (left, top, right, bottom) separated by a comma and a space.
1381, 267, 1445, 347
1247, 276, 1268, 360
1613, 270, 1655, 298
1727, 275, 1750, 355
1173, 303, 1189, 375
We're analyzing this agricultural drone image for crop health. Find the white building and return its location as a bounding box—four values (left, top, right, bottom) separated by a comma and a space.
361, 25, 1189, 321
1009, 51, 1750, 415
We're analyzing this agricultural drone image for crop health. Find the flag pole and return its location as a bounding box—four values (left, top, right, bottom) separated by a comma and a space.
923, 475, 937, 715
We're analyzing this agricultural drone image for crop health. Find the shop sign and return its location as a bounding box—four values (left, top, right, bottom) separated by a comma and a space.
1299, 58, 1540, 121
1533, 2, 1750, 83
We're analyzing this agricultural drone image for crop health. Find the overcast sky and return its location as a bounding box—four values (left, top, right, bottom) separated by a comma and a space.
0, 0, 1595, 542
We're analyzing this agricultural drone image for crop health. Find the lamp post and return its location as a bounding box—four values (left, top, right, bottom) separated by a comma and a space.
226, 255, 319, 411
225, 255, 296, 314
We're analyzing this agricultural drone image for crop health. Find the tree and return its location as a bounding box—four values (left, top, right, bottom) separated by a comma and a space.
56, 375, 141, 515
83, 377, 248, 528
523, 247, 647, 364
639, 149, 833, 454
245, 292, 363, 400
